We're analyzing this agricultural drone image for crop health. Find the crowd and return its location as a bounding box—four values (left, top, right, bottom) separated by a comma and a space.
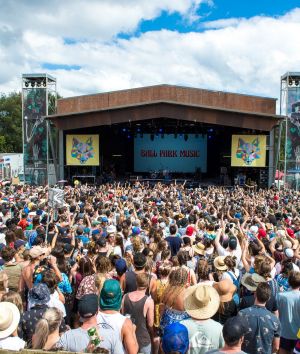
0, 181, 300, 353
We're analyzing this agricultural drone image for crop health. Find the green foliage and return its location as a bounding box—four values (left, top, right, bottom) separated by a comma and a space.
0, 92, 22, 153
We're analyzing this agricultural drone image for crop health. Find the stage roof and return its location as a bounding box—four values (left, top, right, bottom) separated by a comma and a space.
47, 84, 282, 131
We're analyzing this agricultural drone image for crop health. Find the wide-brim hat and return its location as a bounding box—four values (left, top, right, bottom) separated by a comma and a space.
213, 279, 236, 302
214, 256, 228, 271
241, 273, 266, 292
0, 302, 20, 339
193, 242, 205, 255
184, 284, 220, 320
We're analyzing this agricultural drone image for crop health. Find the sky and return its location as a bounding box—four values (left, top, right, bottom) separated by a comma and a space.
0, 0, 299, 107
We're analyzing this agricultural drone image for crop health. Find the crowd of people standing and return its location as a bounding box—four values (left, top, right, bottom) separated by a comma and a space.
0, 181, 300, 354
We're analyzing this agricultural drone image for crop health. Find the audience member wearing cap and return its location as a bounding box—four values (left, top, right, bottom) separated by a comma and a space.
239, 282, 280, 354
0, 302, 25, 351
161, 323, 189, 354
59, 294, 124, 353
97, 280, 139, 354
19, 283, 66, 343
181, 284, 224, 353
206, 316, 247, 354
212, 279, 238, 325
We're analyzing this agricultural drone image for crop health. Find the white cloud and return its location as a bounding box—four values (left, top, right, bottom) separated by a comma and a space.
0, 1, 300, 114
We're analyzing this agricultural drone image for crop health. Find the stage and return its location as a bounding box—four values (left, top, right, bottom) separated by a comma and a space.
47, 84, 282, 188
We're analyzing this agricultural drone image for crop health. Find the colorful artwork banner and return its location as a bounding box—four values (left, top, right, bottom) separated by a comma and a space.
66, 135, 99, 166
231, 135, 266, 167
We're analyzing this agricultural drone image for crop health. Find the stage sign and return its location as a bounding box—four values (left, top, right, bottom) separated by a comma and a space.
48, 188, 64, 208
134, 134, 207, 173
66, 135, 99, 166
231, 135, 266, 167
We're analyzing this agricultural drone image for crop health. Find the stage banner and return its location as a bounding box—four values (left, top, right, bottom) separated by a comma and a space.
231, 135, 267, 167
134, 134, 207, 173
66, 135, 99, 166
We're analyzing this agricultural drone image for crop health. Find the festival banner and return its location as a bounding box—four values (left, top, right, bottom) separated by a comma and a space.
231, 135, 266, 167
66, 135, 99, 166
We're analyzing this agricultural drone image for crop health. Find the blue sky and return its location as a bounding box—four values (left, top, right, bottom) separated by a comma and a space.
0, 0, 299, 103
137, 0, 300, 34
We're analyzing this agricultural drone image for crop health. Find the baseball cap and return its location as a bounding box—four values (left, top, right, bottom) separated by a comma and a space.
284, 248, 294, 258
287, 228, 295, 238
100, 279, 122, 311
162, 322, 189, 354
92, 220, 100, 227
14, 239, 26, 250
228, 237, 237, 250
223, 316, 247, 346
115, 258, 127, 274
250, 225, 258, 234
185, 226, 194, 237
29, 245, 47, 259
101, 216, 108, 223
132, 226, 140, 235
107, 225, 116, 234
78, 294, 98, 318
258, 228, 267, 239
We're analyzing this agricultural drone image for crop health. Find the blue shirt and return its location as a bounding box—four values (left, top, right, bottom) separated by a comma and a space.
238, 305, 281, 354
278, 290, 300, 339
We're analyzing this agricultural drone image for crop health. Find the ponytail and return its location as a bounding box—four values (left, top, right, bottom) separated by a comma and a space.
32, 318, 49, 349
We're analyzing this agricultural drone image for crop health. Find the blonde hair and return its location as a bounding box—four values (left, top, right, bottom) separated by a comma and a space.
32, 307, 63, 349
1, 291, 23, 313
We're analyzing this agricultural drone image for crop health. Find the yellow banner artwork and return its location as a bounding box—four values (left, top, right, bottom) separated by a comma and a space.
66, 135, 99, 166
231, 135, 266, 167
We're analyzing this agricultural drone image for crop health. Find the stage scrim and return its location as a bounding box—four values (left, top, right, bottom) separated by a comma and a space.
66, 135, 99, 166
231, 135, 266, 167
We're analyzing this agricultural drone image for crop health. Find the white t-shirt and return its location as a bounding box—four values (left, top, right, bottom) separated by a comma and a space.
48, 290, 66, 317
221, 269, 240, 283
0, 337, 25, 350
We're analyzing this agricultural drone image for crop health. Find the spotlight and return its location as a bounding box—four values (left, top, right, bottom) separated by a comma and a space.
127, 134, 131, 139
289, 79, 293, 86
150, 134, 154, 141
159, 128, 163, 133
137, 128, 141, 132
184, 134, 188, 141
122, 128, 127, 132
43, 79, 46, 87
179, 134, 183, 138
208, 135, 212, 139
37, 81, 41, 87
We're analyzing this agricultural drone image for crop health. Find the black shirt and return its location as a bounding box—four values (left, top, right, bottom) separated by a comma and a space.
19, 304, 67, 345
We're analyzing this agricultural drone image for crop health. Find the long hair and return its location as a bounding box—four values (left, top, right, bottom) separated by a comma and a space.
162, 268, 188, 306
32, 307, 63, 349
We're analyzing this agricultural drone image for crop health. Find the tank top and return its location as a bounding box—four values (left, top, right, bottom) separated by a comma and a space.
123, 294, 151, 347
97, 311, 126, 351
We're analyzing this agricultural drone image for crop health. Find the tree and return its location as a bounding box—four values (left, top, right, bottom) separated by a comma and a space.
0, 92, 22, 153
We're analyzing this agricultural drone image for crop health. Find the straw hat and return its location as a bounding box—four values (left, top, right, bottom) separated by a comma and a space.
193, 242, 205, 256
184, 284, 220, 320
0, 302, 20, 339
214, 256, 228, 271
241, 273, 266, 292
213, 279, 236, 302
